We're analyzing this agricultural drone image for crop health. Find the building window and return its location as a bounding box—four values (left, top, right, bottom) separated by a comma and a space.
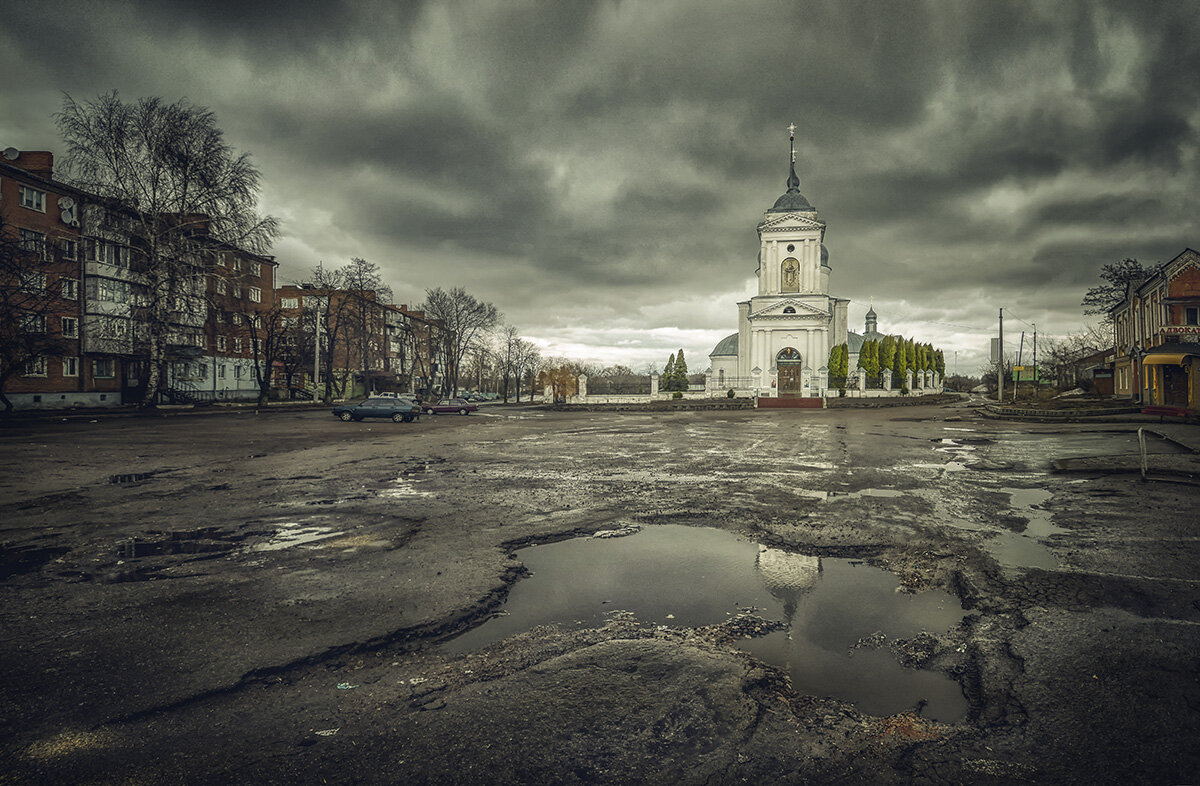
60, 238, 78, 260
250, 261, 261, 277
249, 286, 261, 303
19, 271, 47, 292
94, 358, 115, 378
782, 306, 796, 314
232, 283, 242, 299
216, 310, 227, 323
20, 313, 46, 333
216, 278, 227, 295
19, 185, 46, 212
23, 355, 48, 376
61, 278, 79, 300
217, 336, 227, 352
63, 356, 79, 377
1187, 307, 1199, 326
281, 297, 298, 309
250, 314, 261, 329
88, 239, 128, 267
233, 337, 242, 353
218, 364, 226, 379
234, 365, 244, 379
61, 316, 79, 338
18, 228, 45, 257
231, 312, 242, 325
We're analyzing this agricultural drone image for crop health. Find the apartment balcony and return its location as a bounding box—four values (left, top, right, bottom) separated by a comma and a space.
85, 261, 144, 284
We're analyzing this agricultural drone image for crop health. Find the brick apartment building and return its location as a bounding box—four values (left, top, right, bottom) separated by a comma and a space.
3, 144, 452, 409
166, 242, 278, 403
0, 148, 121, 408
1111, 247, 1200, 411
1, 146, 283, 408
275, 285, 447, 398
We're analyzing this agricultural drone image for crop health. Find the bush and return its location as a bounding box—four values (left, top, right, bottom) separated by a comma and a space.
727, 388, 736, 398
672, 391, 683, 399
838, 387, 846, 397
900, 386, 909, 396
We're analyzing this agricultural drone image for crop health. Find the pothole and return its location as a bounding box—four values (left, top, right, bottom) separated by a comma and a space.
444, 524, 968, 721
252, 521, 344, 551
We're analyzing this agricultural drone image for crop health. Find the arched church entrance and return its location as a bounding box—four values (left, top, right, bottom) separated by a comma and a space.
776, 347, 803, 395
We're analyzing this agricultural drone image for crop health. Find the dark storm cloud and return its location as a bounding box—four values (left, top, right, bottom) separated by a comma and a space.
3, 0, 1199, 371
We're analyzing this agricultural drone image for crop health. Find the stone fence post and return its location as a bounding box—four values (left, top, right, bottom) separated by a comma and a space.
577, 374, 588, 399
650, 372, 660, 399
905, 369, 914, 390
882, 368, 892, 390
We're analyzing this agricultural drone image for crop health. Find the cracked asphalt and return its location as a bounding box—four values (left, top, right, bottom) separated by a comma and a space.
2, 399, 1199, 784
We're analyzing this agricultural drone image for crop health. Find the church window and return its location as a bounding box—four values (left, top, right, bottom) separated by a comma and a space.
783, 306, 796, 314
781, 258, 799, 293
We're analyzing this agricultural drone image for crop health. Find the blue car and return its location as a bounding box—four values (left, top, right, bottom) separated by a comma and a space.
332, 397, 419, 423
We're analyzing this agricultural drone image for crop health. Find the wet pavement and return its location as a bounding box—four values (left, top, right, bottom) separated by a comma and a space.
2, 399, 1199, 784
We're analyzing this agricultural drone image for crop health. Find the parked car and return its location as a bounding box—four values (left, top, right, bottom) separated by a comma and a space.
332, 397, 419, 422
422, 398, 479, 415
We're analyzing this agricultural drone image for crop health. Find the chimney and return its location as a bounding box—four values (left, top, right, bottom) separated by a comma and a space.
7, 150, 55, 180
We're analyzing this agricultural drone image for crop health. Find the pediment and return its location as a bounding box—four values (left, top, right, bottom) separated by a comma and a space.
749, 298, 830, 320
757, 213, 826, 234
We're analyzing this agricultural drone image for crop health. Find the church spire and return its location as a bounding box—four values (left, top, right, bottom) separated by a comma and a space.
785, 122, 800, 192
766, 121, 815, 213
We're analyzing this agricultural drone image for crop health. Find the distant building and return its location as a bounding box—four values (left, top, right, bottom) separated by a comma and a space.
1111, 247, 1200, 411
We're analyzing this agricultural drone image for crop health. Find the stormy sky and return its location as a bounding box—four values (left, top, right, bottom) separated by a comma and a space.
3, 1, 1198, 375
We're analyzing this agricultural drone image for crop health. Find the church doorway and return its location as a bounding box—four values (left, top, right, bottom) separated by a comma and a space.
777, 348, 803, 395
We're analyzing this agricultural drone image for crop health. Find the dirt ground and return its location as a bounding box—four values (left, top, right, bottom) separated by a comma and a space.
2, 400, 1199, 784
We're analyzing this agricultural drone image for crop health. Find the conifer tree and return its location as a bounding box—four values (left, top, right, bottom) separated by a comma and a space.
663, 352, 675, 387
879, 335, 897, 379
935, 349, 946, 377
672, 348, 688, 391
863, 340, 880, 378
892, 337, 906, 386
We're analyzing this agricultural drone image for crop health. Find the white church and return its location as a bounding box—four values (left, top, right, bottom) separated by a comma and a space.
707, 125, 850, 397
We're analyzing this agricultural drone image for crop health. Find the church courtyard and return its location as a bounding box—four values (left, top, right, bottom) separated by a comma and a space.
2, 403, 1199, 783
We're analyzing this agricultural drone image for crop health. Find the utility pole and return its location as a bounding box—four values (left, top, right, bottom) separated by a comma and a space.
1032, 324, 1038, 395
1015, 331, 1025, 403
997, 308, 1004, 402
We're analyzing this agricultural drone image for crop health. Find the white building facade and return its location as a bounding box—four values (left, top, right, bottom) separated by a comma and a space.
708, 130, 848, 397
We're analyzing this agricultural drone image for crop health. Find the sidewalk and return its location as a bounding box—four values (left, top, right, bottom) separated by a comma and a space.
0, 399, 333, 425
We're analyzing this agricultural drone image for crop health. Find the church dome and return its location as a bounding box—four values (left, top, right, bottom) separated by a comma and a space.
710, 332, 739, 357
769, 190, 815, 213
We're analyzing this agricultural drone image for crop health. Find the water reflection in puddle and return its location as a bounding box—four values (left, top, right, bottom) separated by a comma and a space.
988, 487, 1066, 572
445, 525, 967, 721
253, 522, 343, 551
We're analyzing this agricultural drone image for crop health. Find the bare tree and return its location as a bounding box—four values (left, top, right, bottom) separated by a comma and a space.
420, 287, 499, 396
238, 302, 289, 406
1082, 258, 1151, 319
510, 339, 541, 403
340, 258, 391, 395
302, 263, 351, 403
55, 91, 277, 407
0, 219, 70, 413
497, 325, 521, 402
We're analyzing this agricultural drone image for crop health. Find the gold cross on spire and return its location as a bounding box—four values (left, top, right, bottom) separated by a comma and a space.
787, 122, 796, 137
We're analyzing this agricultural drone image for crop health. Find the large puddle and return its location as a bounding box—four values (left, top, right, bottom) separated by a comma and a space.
445, 525, 968, 721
